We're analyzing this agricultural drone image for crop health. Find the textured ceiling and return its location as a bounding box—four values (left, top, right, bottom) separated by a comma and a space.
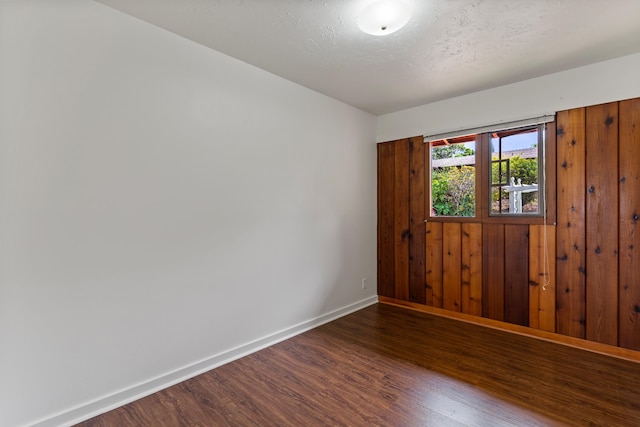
95, 0, 640, 115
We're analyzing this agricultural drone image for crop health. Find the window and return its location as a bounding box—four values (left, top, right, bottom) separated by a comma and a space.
428, 120, 551, 221
490, 126, 543, 215
430, 135, 477, 217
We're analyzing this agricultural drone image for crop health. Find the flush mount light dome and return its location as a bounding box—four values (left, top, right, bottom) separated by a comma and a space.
357, 0, 411, 36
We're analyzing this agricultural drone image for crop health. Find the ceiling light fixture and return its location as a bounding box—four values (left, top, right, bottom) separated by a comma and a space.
357, 0, 411, 36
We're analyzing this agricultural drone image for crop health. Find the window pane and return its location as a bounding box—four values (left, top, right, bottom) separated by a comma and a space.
431, 142, 475, 217
490, 127, 540, 215
491, 187, 510, 213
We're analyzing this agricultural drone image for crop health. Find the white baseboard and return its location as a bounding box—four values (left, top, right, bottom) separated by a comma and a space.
31, 295, 378, 427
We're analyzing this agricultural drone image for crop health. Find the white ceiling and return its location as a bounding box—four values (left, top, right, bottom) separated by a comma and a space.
95, 0, 640, 115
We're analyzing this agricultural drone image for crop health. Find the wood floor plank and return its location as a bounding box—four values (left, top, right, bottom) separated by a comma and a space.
78, 304, 640, 427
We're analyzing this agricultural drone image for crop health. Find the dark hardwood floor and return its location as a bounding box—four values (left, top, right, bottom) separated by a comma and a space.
77, 303, 640, 426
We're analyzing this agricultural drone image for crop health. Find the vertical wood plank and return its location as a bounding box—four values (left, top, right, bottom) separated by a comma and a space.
483, 224, 505, 321
462, 223, 483, 316
394, 139, 410, 301
504, 224, 529, 326
585, 102, 619, 346
425, 222, 443, 308
443, 223, 462, 312
377, 142, 395, 298
529, 225, 556, 332
529, 225, 541, 329
408, 137, 426, 304
556, 108, 587, 339
619, 98, 640, 350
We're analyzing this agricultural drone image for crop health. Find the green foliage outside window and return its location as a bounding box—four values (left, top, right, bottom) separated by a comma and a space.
432, 166, 475, 217
432, 144, 474, 160
510, 156, 538, 185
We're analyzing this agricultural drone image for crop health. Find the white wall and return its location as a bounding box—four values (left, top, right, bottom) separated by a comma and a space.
377, 52, 640, 142
0, 1, 377, 426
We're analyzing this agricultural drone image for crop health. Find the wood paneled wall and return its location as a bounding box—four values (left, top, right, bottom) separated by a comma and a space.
378, 97, 640, 351
377, 136, 426, 303
423, 221, 556, 329
556, 98, 640, 348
